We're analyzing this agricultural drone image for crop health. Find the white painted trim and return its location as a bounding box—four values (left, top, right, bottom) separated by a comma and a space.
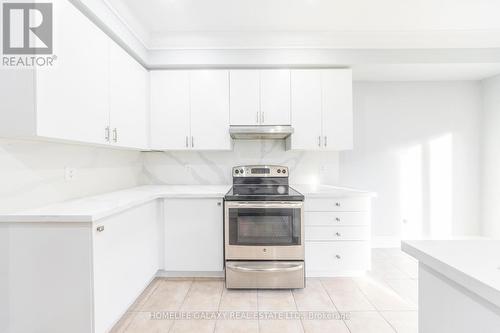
156, 270, 225, 278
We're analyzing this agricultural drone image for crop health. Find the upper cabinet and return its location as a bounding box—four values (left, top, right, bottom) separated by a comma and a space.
287, 69, 353, 151
109, 41, 148, 149
0, 0, 149, 150
150, 70, 231, 151
230, 70, 291, 126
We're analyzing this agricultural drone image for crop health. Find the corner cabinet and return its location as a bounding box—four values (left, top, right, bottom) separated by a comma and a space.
230, 69, 291, 126
287, 69, 353, 151
0, 0, 148, 150
150, 70, 232, 150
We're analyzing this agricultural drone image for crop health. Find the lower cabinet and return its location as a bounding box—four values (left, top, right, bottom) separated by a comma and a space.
304, 195, 372, 277
2, 200, 160, 333
93, 201, 160, 333
163, 198, 224, 272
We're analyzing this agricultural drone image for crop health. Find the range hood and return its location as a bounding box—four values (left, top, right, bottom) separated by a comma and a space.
229, 126, 294, 140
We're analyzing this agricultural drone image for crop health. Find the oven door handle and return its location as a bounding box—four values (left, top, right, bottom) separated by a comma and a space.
225, 202, 303, 209
226, 262, 304, 273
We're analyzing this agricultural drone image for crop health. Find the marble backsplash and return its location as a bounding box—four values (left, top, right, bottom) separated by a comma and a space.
142, 140, 340, 185
0, 139, 143, 213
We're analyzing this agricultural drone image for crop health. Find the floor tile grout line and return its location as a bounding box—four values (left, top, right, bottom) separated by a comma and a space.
319, 278, 352, 333
290, 288, 305, 333
213, 281, 225, 333
167, 278, 194, 333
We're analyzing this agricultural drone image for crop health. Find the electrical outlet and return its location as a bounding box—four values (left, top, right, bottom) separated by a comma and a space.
64, 167, 76, 181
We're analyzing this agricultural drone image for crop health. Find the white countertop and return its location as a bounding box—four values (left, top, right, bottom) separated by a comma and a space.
0, 183, 374, 223
0, 185, 230, 223
292, 184, 376, 197
402, 240, 500, 308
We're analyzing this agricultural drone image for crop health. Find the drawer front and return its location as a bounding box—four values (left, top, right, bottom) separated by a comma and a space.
225, 261, 305, 289
305, 241, 370, 275
305, 211, 369, 226
306, 226, 369, 241
304, 197, 371, 212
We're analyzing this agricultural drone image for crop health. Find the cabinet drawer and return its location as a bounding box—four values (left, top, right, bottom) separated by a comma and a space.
305, 241, 370, 276
306, 226, 369, 241
305, 211, 369, 226
304, 197, 370, 212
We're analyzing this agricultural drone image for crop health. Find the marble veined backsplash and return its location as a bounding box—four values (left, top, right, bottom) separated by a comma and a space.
142, 140, 339, 185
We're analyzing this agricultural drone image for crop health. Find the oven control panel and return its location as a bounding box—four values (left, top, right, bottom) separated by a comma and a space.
233, 165, 288, 177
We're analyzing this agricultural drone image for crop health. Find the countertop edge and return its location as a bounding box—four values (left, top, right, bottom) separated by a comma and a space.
401, 241, 500, 309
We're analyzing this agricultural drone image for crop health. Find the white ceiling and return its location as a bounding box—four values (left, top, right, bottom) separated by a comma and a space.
109, 0, 500, 34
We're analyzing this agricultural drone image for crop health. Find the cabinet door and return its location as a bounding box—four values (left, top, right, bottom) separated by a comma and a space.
190, 70, 231, 150
93, 201, 159, 333
321, 69, 353, 150
109, 41, 148, 149
150, 71, 190, 149
230, 70, 260, 125
289, 70, 322, 150
260, 69, 291, 125
36, 0, 109, 144
164, 198, 224, 271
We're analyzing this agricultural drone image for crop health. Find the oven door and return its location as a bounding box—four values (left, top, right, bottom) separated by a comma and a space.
224, 201, 304, 260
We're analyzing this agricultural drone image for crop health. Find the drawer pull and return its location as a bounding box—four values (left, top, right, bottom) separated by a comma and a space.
335, 232, 341, 237
335, 202, 341, 207
335, 217, 341, 222
96, 226, 104, 232
335, 254, 341, 259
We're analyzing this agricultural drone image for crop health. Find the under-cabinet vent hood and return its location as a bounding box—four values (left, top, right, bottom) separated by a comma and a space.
229, 126, 294, 140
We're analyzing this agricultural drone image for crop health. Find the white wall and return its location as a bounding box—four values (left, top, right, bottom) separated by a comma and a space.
142, 140, 339, 185
340, 82, 482, 245
480, 75, 500, 239
0, 139, 143, 213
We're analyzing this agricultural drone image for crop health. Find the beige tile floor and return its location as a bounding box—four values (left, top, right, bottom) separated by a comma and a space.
111, 248, 418, 333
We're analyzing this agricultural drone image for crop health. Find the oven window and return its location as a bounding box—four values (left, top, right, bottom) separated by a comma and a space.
228, 207, 301, 246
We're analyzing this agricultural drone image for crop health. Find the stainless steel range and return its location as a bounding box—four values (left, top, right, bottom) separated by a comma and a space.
224, 165, 305, 289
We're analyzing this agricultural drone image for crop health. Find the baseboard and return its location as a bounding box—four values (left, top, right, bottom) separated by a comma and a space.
371, 236, 401, 248
156, 270, 225, 278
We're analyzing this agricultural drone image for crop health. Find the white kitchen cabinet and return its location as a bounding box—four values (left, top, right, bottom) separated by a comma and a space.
0, 0, 149, 150
287, 69, 353, 151
109, 40, 148, 149
2, 201, 160, 333
260, 69, 291, 125
229, 70, 260, 125
163, 198, 224, 272
229, 69, 291, 126
150, 70, 231, 150
304, 194, 371, 277
190, 70, 231, 150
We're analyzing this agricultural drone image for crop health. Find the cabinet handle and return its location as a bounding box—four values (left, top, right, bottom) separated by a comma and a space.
191, 136, 194, 148
335, 254, 341, 259
104, 126, 110, 142
96, 226, 104, 232
335, 217, 341, 222
217, 202, 222, 206
112, 128, 118, 143
318, 136, 321, 147
185, 136, 189, 148
324, 136, 328, 147
335, 202, 341, 207
335, 232, 341, 237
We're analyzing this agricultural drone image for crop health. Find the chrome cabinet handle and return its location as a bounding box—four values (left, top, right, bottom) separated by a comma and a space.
96, 226, 104, 232
335, 254, 341, 259
335, 232, 341, 237
191, 136, 194, 148
324, 136, 328, 147
104, 126, 110, 142
217, 202, 222, 206
185, 136, 189, 148
335, 217, 341, 222
318, 136, 321, 147
335, 202, 341, 207
112, 128, 118, 143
